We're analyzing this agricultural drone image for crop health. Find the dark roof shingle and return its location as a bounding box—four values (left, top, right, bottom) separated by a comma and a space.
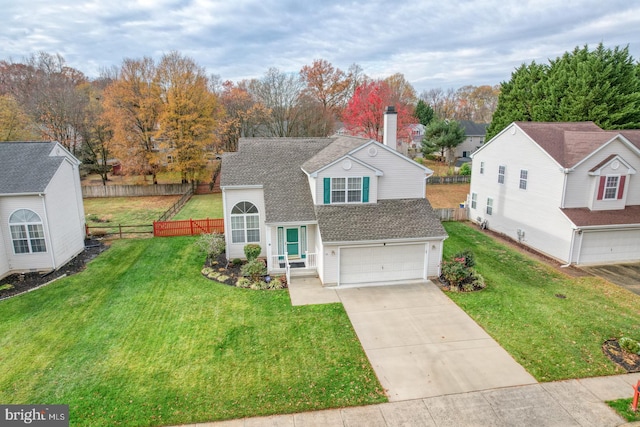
315, 199, 447, 242
0, 142, 64, 194
562, 206, 640, 227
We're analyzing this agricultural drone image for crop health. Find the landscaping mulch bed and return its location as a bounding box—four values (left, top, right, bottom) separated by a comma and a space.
202, 253, 288, 288
0, 239, 109, 300
602, 339, 640, 373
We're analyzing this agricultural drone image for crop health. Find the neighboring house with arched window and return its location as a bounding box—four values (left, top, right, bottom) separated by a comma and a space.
0, 142, 86, 280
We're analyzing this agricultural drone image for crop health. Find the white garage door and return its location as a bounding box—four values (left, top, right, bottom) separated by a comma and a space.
340, 244, 427, 285
580, 230, 640, 264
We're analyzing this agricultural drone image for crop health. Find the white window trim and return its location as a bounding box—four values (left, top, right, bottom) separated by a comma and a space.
486, 198, 493, 215
471, 192, 477, 209
9, 209, 47, 254
331, 177, 363, 204
498, 165, 505, 184
230, 202, 260, 244
603, 175, 620, 200
519, 169, 528, 190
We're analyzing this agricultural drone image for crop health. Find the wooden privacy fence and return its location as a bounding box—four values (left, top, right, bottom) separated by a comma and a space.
433, 207, 468, 221
82, 183, 192, 198
153, 218, 224, 237
427, 175, 471, 185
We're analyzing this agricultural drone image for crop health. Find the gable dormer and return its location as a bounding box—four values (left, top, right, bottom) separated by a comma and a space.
312, 155, 382, 205
588, 154, 636, 210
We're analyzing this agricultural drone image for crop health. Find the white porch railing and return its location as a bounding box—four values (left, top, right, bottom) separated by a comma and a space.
270, 252, 317, 270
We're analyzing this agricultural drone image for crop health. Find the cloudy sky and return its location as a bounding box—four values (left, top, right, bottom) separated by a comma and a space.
2, 0, 640, 92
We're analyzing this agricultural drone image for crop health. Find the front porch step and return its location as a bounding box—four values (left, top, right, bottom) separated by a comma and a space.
289, 268, 318, 278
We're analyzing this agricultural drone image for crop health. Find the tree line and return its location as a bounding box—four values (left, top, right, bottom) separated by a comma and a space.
0, 52, 499, 184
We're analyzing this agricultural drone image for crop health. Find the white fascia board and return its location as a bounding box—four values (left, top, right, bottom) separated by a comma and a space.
324, 236, 447, 246
220, 184, 264, 190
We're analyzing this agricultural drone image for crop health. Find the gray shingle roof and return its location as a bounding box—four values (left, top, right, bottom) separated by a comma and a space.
221, 138, 333, 223
301, 135, 371, 173
459, 120, 488, 136
0, 142, 63, 194
315, 198, 447, 242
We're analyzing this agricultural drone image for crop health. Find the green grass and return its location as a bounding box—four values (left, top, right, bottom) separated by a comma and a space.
0, 237, 385, 426
607, 398, 640, 422
172, 194, 223, 220
442, 221, 640, 382
84, 196, 180, 235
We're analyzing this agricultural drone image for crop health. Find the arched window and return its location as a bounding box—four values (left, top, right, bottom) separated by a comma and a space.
230, 202, 260, 244
9, 209, 47, 254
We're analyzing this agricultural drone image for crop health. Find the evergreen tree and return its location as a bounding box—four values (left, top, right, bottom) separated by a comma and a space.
421, 118, 465, 163
414, 99, 434, 126
487, 43, 640, 140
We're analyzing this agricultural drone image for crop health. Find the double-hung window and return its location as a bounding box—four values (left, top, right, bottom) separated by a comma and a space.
486, 198, 494, 215
604, 176, 619, 200
231, 202, 260, 244
480, 162, 485, 174
331, 177, 363, 203
519, 170, 528, 190
9, 209, 46, 254
471, 193, 477, 209
498, 165, 506, 184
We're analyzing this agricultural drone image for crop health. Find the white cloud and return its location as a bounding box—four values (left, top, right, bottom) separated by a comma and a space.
0, 0, 639, 91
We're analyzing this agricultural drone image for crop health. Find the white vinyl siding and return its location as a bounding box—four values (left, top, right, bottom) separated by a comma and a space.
351, 143, 426, 199
223, 187, 266, 260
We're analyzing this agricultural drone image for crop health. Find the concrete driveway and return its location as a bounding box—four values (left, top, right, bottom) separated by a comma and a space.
582, 263, 640, 295
336, 282, 537, 402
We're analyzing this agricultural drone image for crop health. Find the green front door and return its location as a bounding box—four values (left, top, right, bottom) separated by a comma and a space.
286, 228, 299, 257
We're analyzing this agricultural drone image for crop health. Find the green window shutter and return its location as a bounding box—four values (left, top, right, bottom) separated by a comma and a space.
362, 177, 370, 203
323, 178, 331, 204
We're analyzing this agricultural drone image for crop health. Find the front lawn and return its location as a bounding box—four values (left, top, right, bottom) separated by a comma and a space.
0, 237, 385, 426
442, 222, 640, 382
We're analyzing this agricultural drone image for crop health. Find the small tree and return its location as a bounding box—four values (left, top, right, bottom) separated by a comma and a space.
422, 118, 465, 164
195, 232, 225, 259
459, 163, 471, 176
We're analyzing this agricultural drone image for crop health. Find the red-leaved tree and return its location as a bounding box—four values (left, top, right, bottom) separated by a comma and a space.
342, 79, 414, 142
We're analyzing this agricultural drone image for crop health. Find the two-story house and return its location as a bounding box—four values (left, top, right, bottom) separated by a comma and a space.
456, 120, 488, 159
469, 122, 640, 265
221, 108, 447, 287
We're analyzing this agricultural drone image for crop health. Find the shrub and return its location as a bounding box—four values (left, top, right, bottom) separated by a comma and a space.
440, 250, 484, 292
250, 281, 269, 290
240, 259, 266, 282
454, 249, 475, 268
236, 277, 251, 288
244, 244, 261, 261
619, 337, 640, 355
232, 258, 243, 266
459, 163, 471, 176
268, 277, 285, 290
195, 232, 225, 259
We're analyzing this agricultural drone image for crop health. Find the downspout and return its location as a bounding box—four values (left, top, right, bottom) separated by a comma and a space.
40, 193, 57, 270
560, 229, 576, 268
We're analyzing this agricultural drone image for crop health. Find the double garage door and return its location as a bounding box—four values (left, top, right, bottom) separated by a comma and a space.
579, 230, 640, 265
340, 243, 427, 286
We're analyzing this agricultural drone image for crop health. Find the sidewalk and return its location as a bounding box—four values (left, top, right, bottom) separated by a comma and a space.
176, 373, 640, 426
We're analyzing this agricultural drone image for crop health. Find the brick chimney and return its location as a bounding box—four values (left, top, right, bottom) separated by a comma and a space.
383, 105, 397, 151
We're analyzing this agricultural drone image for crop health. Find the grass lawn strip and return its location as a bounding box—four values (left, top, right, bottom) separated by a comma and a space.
442, 222, 640, 382
0, 237, 385, 426
84, 196, 181, 232
172, 194, 223, 220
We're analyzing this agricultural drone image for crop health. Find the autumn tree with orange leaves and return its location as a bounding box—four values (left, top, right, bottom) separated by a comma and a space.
102, 57, 163, 183
156, 51, 221, 183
